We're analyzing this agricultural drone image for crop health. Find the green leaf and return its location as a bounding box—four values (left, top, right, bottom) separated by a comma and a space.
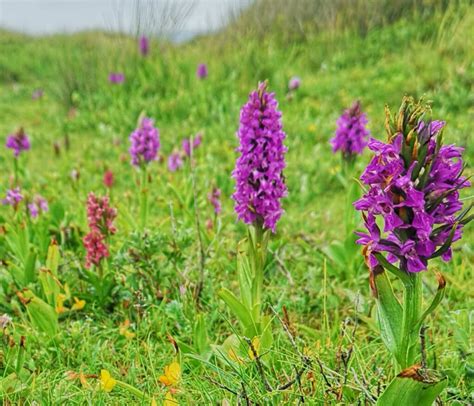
259, 314, 273, 358
377, 366, 447, 406
415, 272, 446, 331
49, 202, 65, 228
18, 290, 58, 338
236, 239, 252, 309
373, 269, 403, 363
38, 268, 61, 308
218, 288, 255, 335
24, 251, 37, 285
0, 373, 28, 396
323, 241, 347, 268
46, 241, 60, 276
194, 314, 209, 355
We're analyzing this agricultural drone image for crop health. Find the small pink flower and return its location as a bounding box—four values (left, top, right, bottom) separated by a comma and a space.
83, 230, 110, 268
103, 170, 114, 188
182, 133, 203, 157
109, 72, 125, 84
196, 63, 208, 79
167, 152, 183, 172
208, 187, 222, 214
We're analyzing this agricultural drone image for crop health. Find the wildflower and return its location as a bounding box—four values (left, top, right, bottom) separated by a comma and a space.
56, 293, 67, 314
139, 35, 149, 56
196, 63, 208, 79
6, 128, 30, 157
100, 369, 117, 392
119, 319, 135, 339
32, 89, 44, 100
0, 313, 12, 329
2, 187, 23, 207
288, 76, 301, 91
129, 117, 160, 166
103, 170, 114, 188
86, 193, 117, 236
159, 362, 181, 386
83, 230, 110, 269
27, 204, 38, 217
354, 97, 471, 273
208, 187, 222, 214
108, 72, 125, 84
232, 81, 288, 232
71, 169, 80, 182
167, 151, 183, 172
71, 297, 86, 311
28, 195, 48, 218
182, 133, 202, 157
330, 100, 370, 160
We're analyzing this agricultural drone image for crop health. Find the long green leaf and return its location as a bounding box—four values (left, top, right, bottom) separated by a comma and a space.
218, 288, 255, 333
18, 290, 58, 338
377, 366, 447, 406
373, 269, 403, 363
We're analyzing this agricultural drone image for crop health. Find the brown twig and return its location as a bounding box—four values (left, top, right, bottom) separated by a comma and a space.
316, 358, 332, 390
420, 325, 428, 371
240, 382, 251, 406
351, 367, 376, 404
271, 306, 311, 367
295, 365, 305, 404
206, 376, 238, 396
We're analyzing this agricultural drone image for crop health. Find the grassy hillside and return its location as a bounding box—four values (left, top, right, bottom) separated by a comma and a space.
0, 1, 472, 404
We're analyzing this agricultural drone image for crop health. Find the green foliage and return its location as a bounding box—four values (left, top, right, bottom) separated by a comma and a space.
377, 368, 447, 406
0, 3, 472, 404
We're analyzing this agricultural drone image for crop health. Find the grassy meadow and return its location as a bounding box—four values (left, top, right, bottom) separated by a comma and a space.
0, 1, 473, 404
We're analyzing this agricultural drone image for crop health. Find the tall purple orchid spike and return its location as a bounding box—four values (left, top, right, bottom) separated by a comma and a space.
232, 81, 287, 233
6, 128, 30, 157
354, 97, 471, 274
129, 117, 160, 167
139, 35, 149, 56
331, 100, 370, 160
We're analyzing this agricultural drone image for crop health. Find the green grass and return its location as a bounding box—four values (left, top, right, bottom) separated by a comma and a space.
0, 3, 473, 404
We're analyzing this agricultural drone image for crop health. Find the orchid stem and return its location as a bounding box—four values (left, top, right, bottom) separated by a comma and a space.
13, 157, 19, 185
139, 166, 148, 231
400, 273, 422, 369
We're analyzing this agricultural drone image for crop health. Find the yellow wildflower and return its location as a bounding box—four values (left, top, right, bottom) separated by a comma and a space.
159, 362, 180, 387
100, 369, 117, 392
119, 319, 135, 339
56, 293, 67, 314
71, 297, 86, 311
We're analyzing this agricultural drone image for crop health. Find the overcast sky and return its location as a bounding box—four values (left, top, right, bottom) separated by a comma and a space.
0, 0, 251, 39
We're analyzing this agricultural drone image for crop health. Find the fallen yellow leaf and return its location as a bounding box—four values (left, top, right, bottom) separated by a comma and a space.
228, 348, 244, 364
248, 336, 260, 360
